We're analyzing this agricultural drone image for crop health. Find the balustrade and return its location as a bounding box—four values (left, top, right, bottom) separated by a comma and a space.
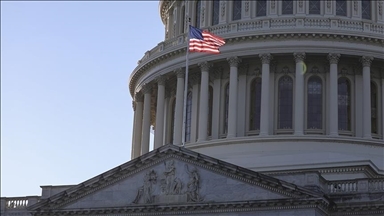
132, 17, 383, 72
1, 196, 39, 210
328, 180, 358, 194
369, 179, 384, 192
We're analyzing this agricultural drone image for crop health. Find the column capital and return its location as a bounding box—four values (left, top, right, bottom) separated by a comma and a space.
327, 53, 341, 64
360, 56, 374, 67
227, 56, 241, 67
132, 101, 136, 111
141, 83, 152, 94
259, 53, 273, 64
293, 52, 306, 63
174, 68, 185, 78
156, 75, 167, 85
134, 92, 144, 102
198, 61, 212, 71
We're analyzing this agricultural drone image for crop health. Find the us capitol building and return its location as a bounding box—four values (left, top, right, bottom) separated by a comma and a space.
2, 0, 384, 215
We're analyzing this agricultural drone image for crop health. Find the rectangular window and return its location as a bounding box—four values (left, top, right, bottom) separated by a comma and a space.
282, 0, 293, 15
309, 0, 321, 14
232, 0, 242, 21
336, 0, 347, 16
256, 0, 267, 17
212, 0, 220, 25
362, 0, 371, 20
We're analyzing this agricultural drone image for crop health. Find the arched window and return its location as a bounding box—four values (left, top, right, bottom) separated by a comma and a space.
282, 0, 294, 15
309, 0, 320, 14
371, 82, 378, 134
224, 83, 230, 133
362, 0, 371, 20
212, 0, 220, 25
170, 98, 176, 143
278, 76, 293, 129
185, 91, 192, 142
208, 86, 213, 136
256, 0, 267, 17
232, 0, 242, 21
338, 77, 351, 131
250, 78, 262, 130
195, 0, 201, 28
336, 0, 347, 16
307, 76, 323, 129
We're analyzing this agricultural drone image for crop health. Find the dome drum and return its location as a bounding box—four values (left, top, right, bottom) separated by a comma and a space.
131, 0, 384, 177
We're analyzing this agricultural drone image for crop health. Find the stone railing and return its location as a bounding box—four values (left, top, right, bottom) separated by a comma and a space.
1, 196, 40, 210
328, 179, 384, 194
369, 179, 384, 192
328, 180, 358, 194
131, 16, 384, 79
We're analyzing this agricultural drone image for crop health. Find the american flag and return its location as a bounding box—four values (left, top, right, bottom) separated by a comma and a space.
189, 25, 225, 54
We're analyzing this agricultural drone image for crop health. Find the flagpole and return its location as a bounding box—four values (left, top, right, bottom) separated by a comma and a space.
181, 18, 191, 147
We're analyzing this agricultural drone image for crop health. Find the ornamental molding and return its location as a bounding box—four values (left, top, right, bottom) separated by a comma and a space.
31, 199, 331, 216
129, 33, 384, 97
156, 75, 167, 85
134, 92, 143, 102
227, 56, 241, 67
276, 66, 293, 75
198, 61, 212, 72
327, 53, 341, 64
141, 83, 152, 94
174, 68, 185, 78
220, 1, 226, 17
360, 56, 374, 67
293, 52, 306, 63
29, 145, 323, 212
248, 67, 261, 77
259, 53, 273, 64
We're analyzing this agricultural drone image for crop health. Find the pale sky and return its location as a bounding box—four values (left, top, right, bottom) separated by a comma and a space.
1, 1, 163, 197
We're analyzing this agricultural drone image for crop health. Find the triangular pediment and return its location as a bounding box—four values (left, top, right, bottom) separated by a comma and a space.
29, 145, 324, 213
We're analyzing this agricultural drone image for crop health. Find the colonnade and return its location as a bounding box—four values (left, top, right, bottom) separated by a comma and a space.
131, 53, 381, 159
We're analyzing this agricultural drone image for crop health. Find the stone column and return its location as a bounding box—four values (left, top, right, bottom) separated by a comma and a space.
132, 93, 143, 159
141, 84, 152, 155
226, 57, 241, 138
361, 56, 374, 139
211, 68, 222, 139
173, 68, 185, 145
327, 53, 341, 136
154, 76, 166, 148
259, 53, 273, 136
198, 62, 211, 142
131, 101, 136, 159
294, 53, 306, 135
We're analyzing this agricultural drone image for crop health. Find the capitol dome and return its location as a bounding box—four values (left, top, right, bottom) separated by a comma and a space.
129, 0, 384, 180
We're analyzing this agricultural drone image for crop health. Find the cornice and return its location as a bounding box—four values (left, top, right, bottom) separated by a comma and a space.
186, 136, 384, 151
29, 145, 323, 211
31, 198, 329, 216
129, 32, 384, 97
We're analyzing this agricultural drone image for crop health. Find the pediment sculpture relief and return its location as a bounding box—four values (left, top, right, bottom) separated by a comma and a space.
132, 160, 204, 204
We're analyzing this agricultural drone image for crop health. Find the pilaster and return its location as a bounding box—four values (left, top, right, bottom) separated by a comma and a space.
294, 52, 306, 136
259, 53, 273, 136
361, 56, 374, 139
198, 61, 212, 142
327, 53, 341, 136
226, 57, 241, 138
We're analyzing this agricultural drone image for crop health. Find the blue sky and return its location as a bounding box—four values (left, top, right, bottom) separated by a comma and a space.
1, 1, 163, 197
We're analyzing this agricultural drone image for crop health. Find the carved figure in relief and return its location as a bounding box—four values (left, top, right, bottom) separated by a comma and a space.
132, 170, 157, 204
162, 160, 183, 195
185, 164, 204, 202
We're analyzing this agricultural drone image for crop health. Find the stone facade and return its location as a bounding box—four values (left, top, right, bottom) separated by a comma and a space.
1, 145, 384, 215
2, 0, 384, 215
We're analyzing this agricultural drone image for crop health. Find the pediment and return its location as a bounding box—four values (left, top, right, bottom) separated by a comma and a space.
29, 145, 322, 212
